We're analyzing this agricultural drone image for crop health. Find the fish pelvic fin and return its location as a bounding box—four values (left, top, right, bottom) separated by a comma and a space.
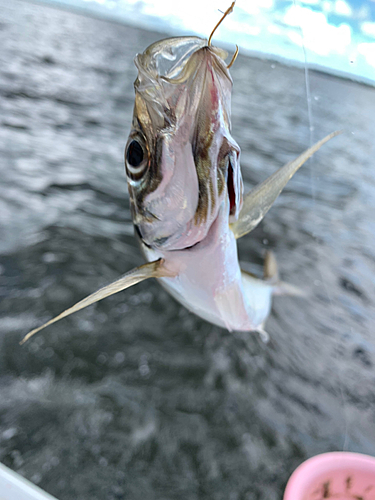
256, 326, 270, 344
273, 281, 307, 297
230, 131, 342, 239
263, 251, 306, 296
20, 259, 176, 345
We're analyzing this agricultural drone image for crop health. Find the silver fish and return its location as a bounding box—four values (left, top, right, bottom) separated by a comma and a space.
21, 4, 340, 345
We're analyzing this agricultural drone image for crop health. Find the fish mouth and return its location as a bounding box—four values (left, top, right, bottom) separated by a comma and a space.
135, 224, 172, 249
135, 165, 239, 252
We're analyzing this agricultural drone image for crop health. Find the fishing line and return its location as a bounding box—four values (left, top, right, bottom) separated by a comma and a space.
293, 0, 349, 452
292, 0, 314, 185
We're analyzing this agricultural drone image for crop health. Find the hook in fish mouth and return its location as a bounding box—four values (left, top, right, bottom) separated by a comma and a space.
208, 1, 238, 69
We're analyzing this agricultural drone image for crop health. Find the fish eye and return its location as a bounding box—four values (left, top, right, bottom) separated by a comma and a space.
125, 137, 149, 179
127, 140, 143, 167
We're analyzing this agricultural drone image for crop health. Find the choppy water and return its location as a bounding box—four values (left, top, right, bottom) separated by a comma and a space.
0, 1, 375, 499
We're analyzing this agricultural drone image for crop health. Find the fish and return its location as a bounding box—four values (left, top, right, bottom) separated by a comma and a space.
21, 3, 340, 345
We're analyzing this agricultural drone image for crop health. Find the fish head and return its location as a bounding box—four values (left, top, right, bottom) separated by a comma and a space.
125, 36, 243, 251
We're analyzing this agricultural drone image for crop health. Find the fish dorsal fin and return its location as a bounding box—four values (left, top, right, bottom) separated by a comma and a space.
230, 131, 342, 239
21, 259, 176, 344
263, 250, 278, 282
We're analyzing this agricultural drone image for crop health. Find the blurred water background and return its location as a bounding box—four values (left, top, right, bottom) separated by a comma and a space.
27, 0, 375, 84
0, 0, 375, 499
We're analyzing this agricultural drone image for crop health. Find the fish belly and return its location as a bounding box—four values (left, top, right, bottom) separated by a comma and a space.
158, 271, 273, 332
241, 272, 273, 329
140, 212, 273, 332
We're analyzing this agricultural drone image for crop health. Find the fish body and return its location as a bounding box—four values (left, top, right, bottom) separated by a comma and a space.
127, 36, 277, 333
21, 23, 339, 345
140, 204, 273, 332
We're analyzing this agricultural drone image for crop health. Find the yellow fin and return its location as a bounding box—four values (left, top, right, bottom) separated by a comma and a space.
21, 259, 175, 344
230, 131, 342, 239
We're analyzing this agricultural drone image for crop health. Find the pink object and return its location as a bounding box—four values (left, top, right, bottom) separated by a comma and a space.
284, 452, 375, 500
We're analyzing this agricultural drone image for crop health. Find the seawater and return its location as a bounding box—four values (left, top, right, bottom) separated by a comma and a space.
28, 0, 375, 85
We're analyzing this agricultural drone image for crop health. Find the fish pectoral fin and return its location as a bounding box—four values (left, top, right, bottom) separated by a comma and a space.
20, 259, 175, 345
230, 131, 342, 239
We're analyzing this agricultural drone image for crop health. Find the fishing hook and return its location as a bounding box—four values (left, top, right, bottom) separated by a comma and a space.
208, 1, 235, 46
227, 44, 239, 68
208, 2, 239, 69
